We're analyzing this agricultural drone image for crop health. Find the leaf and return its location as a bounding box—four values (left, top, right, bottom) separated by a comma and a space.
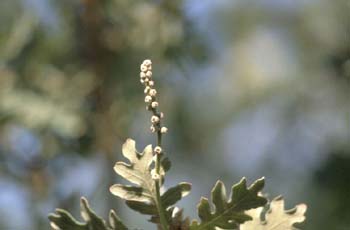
241, 196, 307, 230
126, 200, 158, 215
190, 177, 267, 230
110, 138, 191, 225
109, 210, 128, 230
48, 197, 128, 230
161, 182, 192, 207
110, 184, 153, 203
49, 209, 86, 230
110, 139, 155, 202
80, 197, 109, 229
169, 207, 190, 230
161, 156, 172, 172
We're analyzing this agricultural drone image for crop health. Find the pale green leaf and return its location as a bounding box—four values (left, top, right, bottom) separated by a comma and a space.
111, 139, 155, 199
110, 184, 153, 202
190, 177, 267, 230
110, 138, 191, 225
110, 139, 157, 220
241, 196, 307, 230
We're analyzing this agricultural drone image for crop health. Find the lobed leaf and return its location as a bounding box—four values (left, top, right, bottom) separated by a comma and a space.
110, 138, 191, 226
241, 196, 307, 230
110, 139, 158, 217
190, 177, 267, 230
48, 197, 127, 230
113, 139, 154, 188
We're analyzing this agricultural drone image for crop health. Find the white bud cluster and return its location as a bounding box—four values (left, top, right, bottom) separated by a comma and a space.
140, 59, 168, 136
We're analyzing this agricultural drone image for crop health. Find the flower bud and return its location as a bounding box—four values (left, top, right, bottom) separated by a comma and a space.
143, 59, 152, 66
148, 80, 154, 86
140, 79, 145, 84
140, 72, 146, 79
152, 173, 160, 181
151, 115, 160, 124
149, 89, 157, 97
154, 146, 162, 154
160, 112, 164, 118
145, 95, 152, 103
160, 127, 168, 134
150, 125, 156, 133
140, 65, 147, 72
144, 86, 151, 94
146, 71, 152, 78
151, 101, 159, 108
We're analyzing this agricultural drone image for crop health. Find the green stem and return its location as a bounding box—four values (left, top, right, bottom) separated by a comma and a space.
156, 129, 162, 173
155, 179, 168, 230
153, 110, 168, 230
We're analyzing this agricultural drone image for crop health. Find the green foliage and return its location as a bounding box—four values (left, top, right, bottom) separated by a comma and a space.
241, 196, 307, 230
48, 139, 307, 230
190, 178, 267, 230
48, 61, 307, 230
48, 197, 127, 230
109, 138, 191, 224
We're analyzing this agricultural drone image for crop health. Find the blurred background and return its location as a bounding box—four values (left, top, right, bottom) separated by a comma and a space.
0, 0, 349, 229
